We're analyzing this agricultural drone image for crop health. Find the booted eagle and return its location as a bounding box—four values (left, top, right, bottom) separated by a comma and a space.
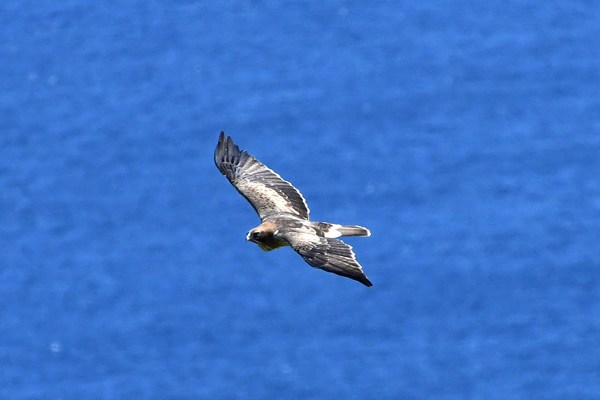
214, 132, 372, 286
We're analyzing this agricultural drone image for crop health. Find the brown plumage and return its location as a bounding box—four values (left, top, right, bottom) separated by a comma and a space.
214, 132, 372, 287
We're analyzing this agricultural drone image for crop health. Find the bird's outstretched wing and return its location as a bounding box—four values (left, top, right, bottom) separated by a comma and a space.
278, 228, 372, 287
215, 132, 310, 220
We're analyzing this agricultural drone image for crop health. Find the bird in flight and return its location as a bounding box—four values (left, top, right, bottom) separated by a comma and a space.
214, 132, 372, 286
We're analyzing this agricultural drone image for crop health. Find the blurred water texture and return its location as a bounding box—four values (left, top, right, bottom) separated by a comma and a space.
1, 1, 600, 399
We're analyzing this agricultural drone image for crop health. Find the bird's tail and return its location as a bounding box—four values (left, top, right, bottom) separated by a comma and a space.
316, 222, 371, 238
336, 224, 371, 237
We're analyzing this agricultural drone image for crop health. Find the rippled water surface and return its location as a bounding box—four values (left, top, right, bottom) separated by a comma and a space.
1, 1, 600, 399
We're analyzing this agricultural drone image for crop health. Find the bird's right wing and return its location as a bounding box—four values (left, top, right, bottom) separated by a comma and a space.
278, 228, 372, 287
214, 132, 310, 220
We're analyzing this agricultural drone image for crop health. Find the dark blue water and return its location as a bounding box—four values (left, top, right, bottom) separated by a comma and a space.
2, 1, 600, 398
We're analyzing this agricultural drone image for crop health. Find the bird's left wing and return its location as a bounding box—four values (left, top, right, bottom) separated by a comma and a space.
214, 132, 310, 220
277, 228, 372, 287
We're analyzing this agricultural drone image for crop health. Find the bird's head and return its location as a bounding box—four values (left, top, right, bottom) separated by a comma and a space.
247, 229, 274, 251
246, 229, 261, 244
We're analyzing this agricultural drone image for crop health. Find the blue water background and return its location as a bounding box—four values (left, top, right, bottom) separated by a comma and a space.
2, 1, 600, 398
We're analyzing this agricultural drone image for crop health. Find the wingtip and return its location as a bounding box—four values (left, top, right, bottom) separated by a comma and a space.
361, 277, 373, 287
215, 131, 246, 174
218, 131, 229, 151
215, 131, 226, 167
215, 131, 235, 155
226, 135, 234, 151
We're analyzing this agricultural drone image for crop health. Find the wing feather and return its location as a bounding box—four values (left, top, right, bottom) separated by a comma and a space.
279, 229, 372, 287
214, 132, 310, 220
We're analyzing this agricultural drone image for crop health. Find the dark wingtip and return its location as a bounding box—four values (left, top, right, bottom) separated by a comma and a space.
215, 131, 227, 168
225, 135, 242, 163
226, 135, 234, 154
215, 131, 238, 160
215, 131, 247, 178
217, 131, 226, 149
361, 277, 373, 287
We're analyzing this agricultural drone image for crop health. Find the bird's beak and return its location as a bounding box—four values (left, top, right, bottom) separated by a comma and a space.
246, 231, 252, 241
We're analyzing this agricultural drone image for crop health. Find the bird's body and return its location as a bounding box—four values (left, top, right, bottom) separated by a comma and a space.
247, 217, 370, 252
214, 132, 373, 286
